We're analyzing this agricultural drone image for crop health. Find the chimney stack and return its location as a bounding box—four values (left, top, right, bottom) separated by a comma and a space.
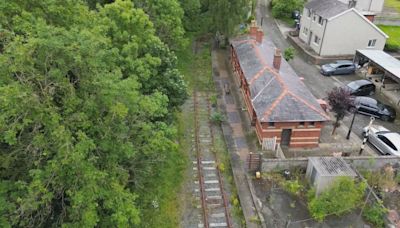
256, 28, 264, 43
250, 20, 257, 39
273, 48, 282, 71
348, 0, 357, 8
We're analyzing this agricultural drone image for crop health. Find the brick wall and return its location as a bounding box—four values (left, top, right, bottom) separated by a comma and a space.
231, 46, 324, 148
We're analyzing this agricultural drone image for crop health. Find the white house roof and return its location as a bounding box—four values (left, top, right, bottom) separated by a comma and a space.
305, 0, 348, 19
357, 50, 400, 79
309, 157, 356, 177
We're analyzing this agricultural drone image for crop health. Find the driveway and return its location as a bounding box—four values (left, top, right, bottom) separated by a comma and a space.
256, 1, 400, 155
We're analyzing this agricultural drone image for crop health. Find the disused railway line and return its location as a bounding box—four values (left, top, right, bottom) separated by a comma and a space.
193, 90, 232, 228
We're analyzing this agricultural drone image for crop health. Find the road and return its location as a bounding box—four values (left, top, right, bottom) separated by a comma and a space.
256, 1, 400, 154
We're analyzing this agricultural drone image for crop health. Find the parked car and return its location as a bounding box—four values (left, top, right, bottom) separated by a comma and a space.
320, 60, 356, 76
292, 10, 300, 19
345, 79, 375, 96
362, 125, 400, 156
350, 96, 396, 121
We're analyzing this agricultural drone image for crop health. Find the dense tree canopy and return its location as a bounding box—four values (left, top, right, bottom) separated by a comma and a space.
0, 0, 186, 227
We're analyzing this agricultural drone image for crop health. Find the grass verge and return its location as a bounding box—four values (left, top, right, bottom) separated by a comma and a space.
378, 25, 400, 51
385, 0, 400, 13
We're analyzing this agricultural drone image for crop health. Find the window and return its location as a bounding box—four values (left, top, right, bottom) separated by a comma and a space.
268, 122, 275, 127
308, 122, 315, 127
303, 28, 308, 35
299, 122, 305, 127
318, 16, 323, 25
378, 135, 397, 151
367, 39, 377, 47
313, 15, 316, 21
314, 35, 320, 45
308, 9, 311, 18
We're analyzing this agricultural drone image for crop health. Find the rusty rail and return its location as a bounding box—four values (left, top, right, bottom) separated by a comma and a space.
193, 91, 209, 228
207, 96, 233, 228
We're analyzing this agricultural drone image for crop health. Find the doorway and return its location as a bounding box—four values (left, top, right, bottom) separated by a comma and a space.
308, 31, 313, 45
281, 129, 292, 146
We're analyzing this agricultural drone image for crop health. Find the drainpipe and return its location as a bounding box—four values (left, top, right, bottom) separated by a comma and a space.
318, 18, 328, 55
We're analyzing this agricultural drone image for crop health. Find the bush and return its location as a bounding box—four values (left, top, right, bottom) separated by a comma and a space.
362, 202, 387, 228
282, 179, 303, 195
284, 47, 295, 61
210, 112, 225, 124
307, 177, 367, 222
271, 0, 304, 18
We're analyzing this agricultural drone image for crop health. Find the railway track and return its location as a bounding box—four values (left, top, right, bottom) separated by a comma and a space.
192, 91, 232, 228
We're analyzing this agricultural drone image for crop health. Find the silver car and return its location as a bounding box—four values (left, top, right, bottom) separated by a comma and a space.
362, 125, 400, 156
320, 60, 356, 76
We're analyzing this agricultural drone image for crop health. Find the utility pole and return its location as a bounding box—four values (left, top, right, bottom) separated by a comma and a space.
346, 109, 357, 140
359, 117, 375, 155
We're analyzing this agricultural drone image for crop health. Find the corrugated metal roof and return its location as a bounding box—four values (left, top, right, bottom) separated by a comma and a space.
231, 36, 329, 122
309, 157, 357, 176
357, 50, 400, 80
305, 0, 349, 19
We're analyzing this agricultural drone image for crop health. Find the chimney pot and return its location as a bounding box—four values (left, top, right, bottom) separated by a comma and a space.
348, 0, 357, 8
273, 48, 282, 71
256, 28, 264, 43
250, 20, 257, 39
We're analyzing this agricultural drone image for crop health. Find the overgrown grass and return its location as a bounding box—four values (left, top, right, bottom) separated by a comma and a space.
140, 110, 188, 228
214, 133, 246, 226
176, 33, 213, 93
385, 0, 400, 13
378, 25, 400, 51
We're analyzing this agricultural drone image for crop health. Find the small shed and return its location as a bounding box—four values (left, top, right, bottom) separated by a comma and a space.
306, 157, 357, 194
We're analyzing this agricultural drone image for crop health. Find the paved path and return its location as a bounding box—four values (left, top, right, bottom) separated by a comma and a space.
212, 47, 264, 228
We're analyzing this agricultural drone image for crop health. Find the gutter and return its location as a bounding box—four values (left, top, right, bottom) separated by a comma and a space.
318, 18, 328, 55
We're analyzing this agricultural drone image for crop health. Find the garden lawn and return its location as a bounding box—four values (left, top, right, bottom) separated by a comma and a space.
378, 25, 400, 50
385, 0, 400, 13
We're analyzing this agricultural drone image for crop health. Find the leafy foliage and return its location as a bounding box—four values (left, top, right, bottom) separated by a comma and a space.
307, 177, 366, 222
282, 179, 303, 196
284, 47, 295, 61
327, 87, 353, 134
133, 0, 186, 50
271, 0, 304, 19
362, 202, 387, 228
206, 0, 250, 36
210, 112, 225, 124
0, 0, 186, 227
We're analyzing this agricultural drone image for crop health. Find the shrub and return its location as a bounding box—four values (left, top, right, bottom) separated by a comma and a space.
210, 112, 225, 124
395, 171, 400, 184
271, 0, 304, 19
362, 202, 387, 228
307, 177, 367, 222
284, 47, 295, 61
283, 179, 303, 196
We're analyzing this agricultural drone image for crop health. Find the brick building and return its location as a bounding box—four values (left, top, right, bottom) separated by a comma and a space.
230, 23, 329, 148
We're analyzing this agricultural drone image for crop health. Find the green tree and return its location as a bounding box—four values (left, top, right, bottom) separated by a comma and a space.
133, 0, 185, 50
0, 0, 186, 226
271, 0, 304, 19
208, 0, 250, 36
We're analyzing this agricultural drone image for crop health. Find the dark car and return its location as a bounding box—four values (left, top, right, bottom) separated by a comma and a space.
320, 60, 356, 76
351, 96, 396, 121
345, 79, 375, 96
292, 10, 300, 19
